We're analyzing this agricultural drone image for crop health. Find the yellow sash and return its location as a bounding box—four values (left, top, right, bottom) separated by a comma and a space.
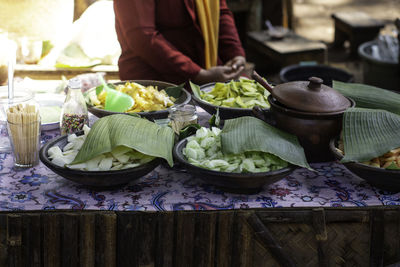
195, 0, 219, 69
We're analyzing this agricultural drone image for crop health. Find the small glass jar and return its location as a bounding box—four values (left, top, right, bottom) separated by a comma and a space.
5, 90, 41, 167
60, 78, 88, 135
168, 104, 198, 134
0, 89, 35, 152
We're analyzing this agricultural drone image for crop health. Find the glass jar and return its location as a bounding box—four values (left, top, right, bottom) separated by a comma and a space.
4, 89, 41, 167
60, 78, 88, 135
0, 89, 35, 152
168, 104, 198, 134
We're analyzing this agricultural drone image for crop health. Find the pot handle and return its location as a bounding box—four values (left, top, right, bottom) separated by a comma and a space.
252, 106, 275, 126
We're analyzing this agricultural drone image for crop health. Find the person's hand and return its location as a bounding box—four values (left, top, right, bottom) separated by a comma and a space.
193, 65, 244, 85
225, 56, 246, 71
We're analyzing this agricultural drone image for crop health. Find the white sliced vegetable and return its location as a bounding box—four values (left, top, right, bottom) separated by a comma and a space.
68, 163, 88, 170
196, 127, 208, 138
52, 157, 68, 167
48, 146, 63, 159
67, 134, 77, 143
99, 157, 113, 171
111, 146, 132, 157
86, 155, 105, 171
115, 154, 130, 164
63, 142, 74, 152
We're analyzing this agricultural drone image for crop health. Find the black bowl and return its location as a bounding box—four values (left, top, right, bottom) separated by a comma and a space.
279, 64, 354, 87
191, 82, 268, 120
329, 138, 400, 192
173, 137, 297, 194
85, 80, 191, 121
39, 133, 162, 188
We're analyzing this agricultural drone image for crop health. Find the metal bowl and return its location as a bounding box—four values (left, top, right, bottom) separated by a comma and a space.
191, 82, 269, 120
85, 80, 191, 121
173, 137, 297, 194
39, 132, 162, 188
329, 138, 400, 192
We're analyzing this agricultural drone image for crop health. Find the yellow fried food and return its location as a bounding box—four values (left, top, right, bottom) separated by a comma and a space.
94, 82, 175, 112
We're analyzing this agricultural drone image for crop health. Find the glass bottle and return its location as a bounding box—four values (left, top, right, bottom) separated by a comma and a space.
60, 78, 88, 135
169, 104, 198, 134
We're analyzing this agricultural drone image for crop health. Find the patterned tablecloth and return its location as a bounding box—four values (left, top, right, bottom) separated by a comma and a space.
1, 110, 400, 211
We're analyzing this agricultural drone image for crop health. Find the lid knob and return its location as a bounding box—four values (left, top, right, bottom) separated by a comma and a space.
307, 77, 323, 91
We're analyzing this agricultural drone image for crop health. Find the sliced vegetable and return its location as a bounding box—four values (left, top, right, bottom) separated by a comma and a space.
191, 79, 270, 109
48, 125, 156, 171
183, 127, 289, 173
71, 114, 175, 166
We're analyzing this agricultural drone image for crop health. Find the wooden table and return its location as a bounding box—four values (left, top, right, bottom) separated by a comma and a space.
247, 30, 327, 72
331, 12, 385, 56
14, 64, 119, 80
1, 207, 400, 267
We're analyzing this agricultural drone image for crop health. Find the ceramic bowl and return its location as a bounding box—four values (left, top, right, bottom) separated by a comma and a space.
85, 80, 191, 121
191, 82, 269, 120
329, 138, 400, 192
173, 137, 297, 194
39, 133, 161, 188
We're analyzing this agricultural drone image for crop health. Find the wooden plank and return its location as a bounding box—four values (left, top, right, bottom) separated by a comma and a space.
257, 209, 370, 223
62, 214, 79, 267
80, 213, 95, 267
138, 212, 156, 267
117, 212, 138, 267
95, 213, 116, 267
156, 212, 174, 267
215, 211, 235, 267
245, 212, 295, 267
43, 214, 60, 267
0, 214, 8, 266
312, 208, 328, 267
370, 209, 384, 267
232, 212, 253, 267
175, 212, 196, 267
8, 214, 22, 267
193, 212, 217, 267
21, 214, 41, 267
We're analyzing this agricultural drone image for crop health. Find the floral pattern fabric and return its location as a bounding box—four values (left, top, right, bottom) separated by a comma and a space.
0, 110, 399, 211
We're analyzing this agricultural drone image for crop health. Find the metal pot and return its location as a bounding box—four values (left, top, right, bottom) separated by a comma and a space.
252, 72, 354, 162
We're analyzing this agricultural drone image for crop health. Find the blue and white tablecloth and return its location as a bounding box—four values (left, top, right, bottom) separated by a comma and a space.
1, 110, 399, 211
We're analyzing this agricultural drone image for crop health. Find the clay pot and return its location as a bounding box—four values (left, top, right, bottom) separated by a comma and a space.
252, 72, 354, 162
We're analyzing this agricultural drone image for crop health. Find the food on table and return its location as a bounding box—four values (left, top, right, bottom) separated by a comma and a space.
48, 125, 155, 171
60, 113, 89, 135
89, 81, 175, 112
197, 78, 270, 109
338, 142, 400, 170
183, 127, 288, 173
39, 106, 61, 124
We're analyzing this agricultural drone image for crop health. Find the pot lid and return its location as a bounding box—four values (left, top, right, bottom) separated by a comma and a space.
273, 77, 351, 113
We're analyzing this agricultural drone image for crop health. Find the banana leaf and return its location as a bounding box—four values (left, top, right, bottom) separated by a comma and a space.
220, 116, 311, 169
190, 81, 202, 99
72, 114, 175, 166
333, 81, 400, 115
341, 108, 400, 163
164, 83, 185, 99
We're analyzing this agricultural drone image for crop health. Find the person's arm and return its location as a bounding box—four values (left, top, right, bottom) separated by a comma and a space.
114, 0, 202, 81
218, 0, 246, 63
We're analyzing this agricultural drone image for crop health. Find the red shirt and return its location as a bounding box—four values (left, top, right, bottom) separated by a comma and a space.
114, 0, 245, 84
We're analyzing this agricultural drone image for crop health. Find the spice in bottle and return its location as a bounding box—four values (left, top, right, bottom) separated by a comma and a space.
60, 78, 88, 135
